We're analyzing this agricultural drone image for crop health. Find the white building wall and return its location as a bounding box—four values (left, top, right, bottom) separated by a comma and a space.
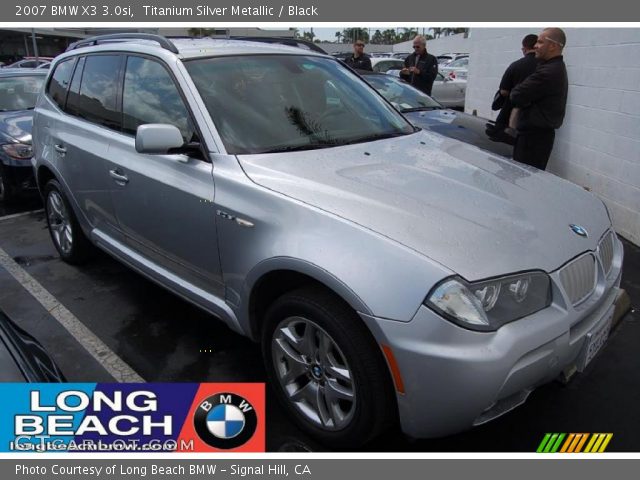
465, 28, 640, 245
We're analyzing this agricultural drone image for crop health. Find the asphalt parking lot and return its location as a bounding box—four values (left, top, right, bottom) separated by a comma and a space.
0, 200, 638, 452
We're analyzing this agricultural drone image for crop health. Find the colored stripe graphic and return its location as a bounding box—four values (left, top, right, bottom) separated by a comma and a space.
550, 433, 566, 453
598, 434, 613, 453
584, 434, 598, 453
575, 433, 589, 452
560, 433, 575, 453
538, 433, 613, 453
537, 433, 552, 453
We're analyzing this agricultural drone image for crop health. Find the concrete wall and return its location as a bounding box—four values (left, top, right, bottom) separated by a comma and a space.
465, 28, 640, 245
393, 32, 469, 55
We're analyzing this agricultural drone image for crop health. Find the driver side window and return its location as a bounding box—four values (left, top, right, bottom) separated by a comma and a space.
122, 56, 198, 144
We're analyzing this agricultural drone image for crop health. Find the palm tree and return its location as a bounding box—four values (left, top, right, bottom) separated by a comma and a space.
341, 28, 369, 44
302, 30, 316, 42
335, 31, 343, 43
381, 29, 397, 44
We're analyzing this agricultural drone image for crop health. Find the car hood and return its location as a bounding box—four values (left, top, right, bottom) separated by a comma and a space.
0, 110, 33, 144
404, 109, 514, 158
238, 131, 610, 280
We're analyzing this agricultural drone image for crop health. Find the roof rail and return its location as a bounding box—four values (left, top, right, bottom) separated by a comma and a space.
230, 36, 328, 55
66, 33, 179, 54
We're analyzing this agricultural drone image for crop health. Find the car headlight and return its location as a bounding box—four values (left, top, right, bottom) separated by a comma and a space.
1, 143, 33, 160
425, 272, 552, 331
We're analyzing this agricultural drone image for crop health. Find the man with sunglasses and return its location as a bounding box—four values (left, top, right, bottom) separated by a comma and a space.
510, 28, 568, 170
400, 35, 438, 96
344, 40, 373, 71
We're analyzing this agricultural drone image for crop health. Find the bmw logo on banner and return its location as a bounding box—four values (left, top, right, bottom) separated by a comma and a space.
193, 393, 258, 449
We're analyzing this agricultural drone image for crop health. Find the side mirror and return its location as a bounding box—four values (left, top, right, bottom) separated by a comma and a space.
135, 124, 184, 154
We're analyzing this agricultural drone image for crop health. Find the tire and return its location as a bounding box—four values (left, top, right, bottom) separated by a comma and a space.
262, 286, 396, 448
43, 179, 93, 264
0, 164, 15, 204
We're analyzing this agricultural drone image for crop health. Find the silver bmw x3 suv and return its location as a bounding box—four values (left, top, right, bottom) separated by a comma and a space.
32, 34, 623, 447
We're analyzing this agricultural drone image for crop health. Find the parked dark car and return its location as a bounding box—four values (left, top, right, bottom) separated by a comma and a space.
0, 68, 46, 202
0, 309, 65, 382
360, 70, 513, 158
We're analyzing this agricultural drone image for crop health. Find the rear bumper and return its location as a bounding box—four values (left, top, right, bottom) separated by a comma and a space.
363, 234, 624, 439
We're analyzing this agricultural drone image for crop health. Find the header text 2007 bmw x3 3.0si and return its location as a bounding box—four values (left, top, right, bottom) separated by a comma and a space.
32, 34, 623, 447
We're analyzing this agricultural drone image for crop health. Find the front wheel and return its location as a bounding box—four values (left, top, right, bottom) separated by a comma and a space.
262, 286, 396, 447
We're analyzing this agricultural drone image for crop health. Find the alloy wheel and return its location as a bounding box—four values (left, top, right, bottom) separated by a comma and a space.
271, 316, 356, 431
47, 190, 73, 255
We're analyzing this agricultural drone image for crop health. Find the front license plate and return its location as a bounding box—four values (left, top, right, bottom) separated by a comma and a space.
578, 308, 613, 371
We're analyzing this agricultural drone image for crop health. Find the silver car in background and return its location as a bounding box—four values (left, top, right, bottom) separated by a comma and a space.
33, 35, 623, 447
387, 69, 467, 108
440, 55, 470, 80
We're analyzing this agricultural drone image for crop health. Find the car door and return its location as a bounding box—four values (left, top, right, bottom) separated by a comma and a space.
39, 54, 124, 242
106, 54, 223, 296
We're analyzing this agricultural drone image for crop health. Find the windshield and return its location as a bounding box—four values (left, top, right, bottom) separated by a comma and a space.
364, 74, 442, 112
448, 57, 469, 68
185, 55, 414, 154
0, 75, 44, 111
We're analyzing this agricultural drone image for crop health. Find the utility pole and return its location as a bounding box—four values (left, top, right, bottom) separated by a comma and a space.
31, 29, 39, 62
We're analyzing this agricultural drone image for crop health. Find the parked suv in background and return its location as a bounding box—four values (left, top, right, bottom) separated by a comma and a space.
33, 35, 623, 447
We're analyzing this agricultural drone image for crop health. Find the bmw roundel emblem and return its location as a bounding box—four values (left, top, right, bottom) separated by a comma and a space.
194, 393, 258, 449
569, 224, 588, 238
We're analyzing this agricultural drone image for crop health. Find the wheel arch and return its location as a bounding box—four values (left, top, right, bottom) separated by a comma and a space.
243, 258, 373, 342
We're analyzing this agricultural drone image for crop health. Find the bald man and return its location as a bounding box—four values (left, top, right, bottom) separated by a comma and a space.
510, 28, 568, 170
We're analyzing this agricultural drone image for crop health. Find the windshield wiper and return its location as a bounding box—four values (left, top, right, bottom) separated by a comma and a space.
400, 106, 442, 113
259, 143, 337, 154
341, 131, 410, 146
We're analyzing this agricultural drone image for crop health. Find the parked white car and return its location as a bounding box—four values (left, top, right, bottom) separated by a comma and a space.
386, 70, 466, 108
439, 56, 470, 80
437, 53, 469, 65
370, 58, 405, 73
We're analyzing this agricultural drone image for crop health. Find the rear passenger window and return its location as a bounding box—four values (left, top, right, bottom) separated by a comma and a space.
47, 58, 75, 109
65, 56, 85, 118
73, 55, 122, 130
122, 56, 196, 142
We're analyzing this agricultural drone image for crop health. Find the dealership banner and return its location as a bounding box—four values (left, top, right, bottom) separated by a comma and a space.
2, 0, 640, 22
0, 384, 265, 453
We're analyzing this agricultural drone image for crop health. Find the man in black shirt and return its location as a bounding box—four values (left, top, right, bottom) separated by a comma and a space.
344, 40, 373, 71
400, 36, 438, 96
494, 34, 538, 131
510, 28, 568, 170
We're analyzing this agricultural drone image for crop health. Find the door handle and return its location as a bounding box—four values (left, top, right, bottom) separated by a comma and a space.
109, 169, 129, 184
54, 144, 66, 155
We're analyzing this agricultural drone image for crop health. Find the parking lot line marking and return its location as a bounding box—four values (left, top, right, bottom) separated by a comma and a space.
0, 209, 44, 222
0, 245, 144, 383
